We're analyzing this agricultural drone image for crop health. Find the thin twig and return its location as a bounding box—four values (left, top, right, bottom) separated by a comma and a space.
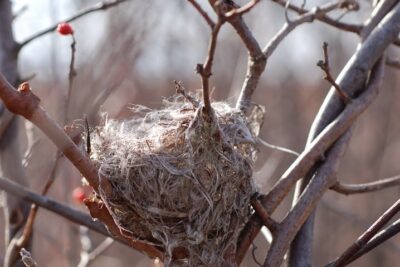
326, 198, 400, 267
12, 5, 28, 21
331, 175, 400, 195
18, 0, 129, 49
258, 137, 299, 156
196, 19, 223, 118
346, 219, 400, 265
271, 0, 362, 33
66, 35, 77, 121
0, 175, 164, 259
238, 0, 353, 112
174, 80, 199, 108
0, 74, 164, 260
317, 42, 352, 104
236, 58, 385, 265
187, 0, 215, 28
224, 0, 261, 18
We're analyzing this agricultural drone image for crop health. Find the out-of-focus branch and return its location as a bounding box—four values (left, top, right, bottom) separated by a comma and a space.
187, 0, 215, 28
271, 0, 362, 33
0, 176, 108, 239
66, 35, 77, 121
331, 175, 400, 195
225, 0, 261, 18
77, 237, 114, 267
326, 198, 400, 267
386, 57, 400, 69
18, 0, 129, 49
0, 77, 100, 189
345, 219, 400, 265
264, 1, 350, 60
0, 1, 32, 266
5, 154, 62, 266
0, 74, 167, 260
0, 176, 164, 259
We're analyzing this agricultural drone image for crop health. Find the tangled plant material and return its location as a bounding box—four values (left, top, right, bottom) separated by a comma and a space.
90, 93, 263, 266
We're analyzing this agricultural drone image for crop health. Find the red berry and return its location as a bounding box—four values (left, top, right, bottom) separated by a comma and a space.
57, 22, 74, 35
72, 187, 85, 203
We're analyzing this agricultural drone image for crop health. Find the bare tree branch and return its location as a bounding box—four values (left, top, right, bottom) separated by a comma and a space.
271, 0, 362, 33
264, 129, 352, 267
317, 42, 352, 104
290, 4, 400, 266
0, 176, 163, 259
331, 175, 400, 195
345, 219, 400, 265
18, 0, 129, 49
237, 0, 356, 113
187, 0, 215, 28
196, 19, 224, 118
326, 198, 400, 267
236, 54, 385, 265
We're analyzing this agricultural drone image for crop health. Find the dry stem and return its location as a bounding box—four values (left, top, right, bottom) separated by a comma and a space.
18, 0, 129, 49
326, 198, 400, 267
317, 42, 352, 104
331, 174, 400, 195
187, 0, 215, 28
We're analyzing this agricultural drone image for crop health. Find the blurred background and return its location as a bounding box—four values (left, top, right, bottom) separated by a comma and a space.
1, 0, 399, 266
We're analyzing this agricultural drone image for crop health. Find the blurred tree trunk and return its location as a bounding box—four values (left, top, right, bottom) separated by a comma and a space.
0, 1, 31, 267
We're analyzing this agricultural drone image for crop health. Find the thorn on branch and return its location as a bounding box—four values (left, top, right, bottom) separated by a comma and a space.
317, 42, 352, 104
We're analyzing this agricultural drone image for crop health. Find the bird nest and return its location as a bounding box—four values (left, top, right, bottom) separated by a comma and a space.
90, 92, 263, 266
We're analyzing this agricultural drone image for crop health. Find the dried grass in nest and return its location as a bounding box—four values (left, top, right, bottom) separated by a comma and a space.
90, 93, 263, 266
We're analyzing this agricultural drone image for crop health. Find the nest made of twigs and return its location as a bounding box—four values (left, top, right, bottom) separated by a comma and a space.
90, 93, 263, 266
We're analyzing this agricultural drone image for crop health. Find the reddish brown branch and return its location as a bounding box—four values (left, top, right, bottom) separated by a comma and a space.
326, 198, 400, 267
251, 196, 279, 233
317, 42, 352, 104
187, 0, 215, 28
0, 175, 163, 259
345, 219, 400, 265
331, 175, 400, 195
